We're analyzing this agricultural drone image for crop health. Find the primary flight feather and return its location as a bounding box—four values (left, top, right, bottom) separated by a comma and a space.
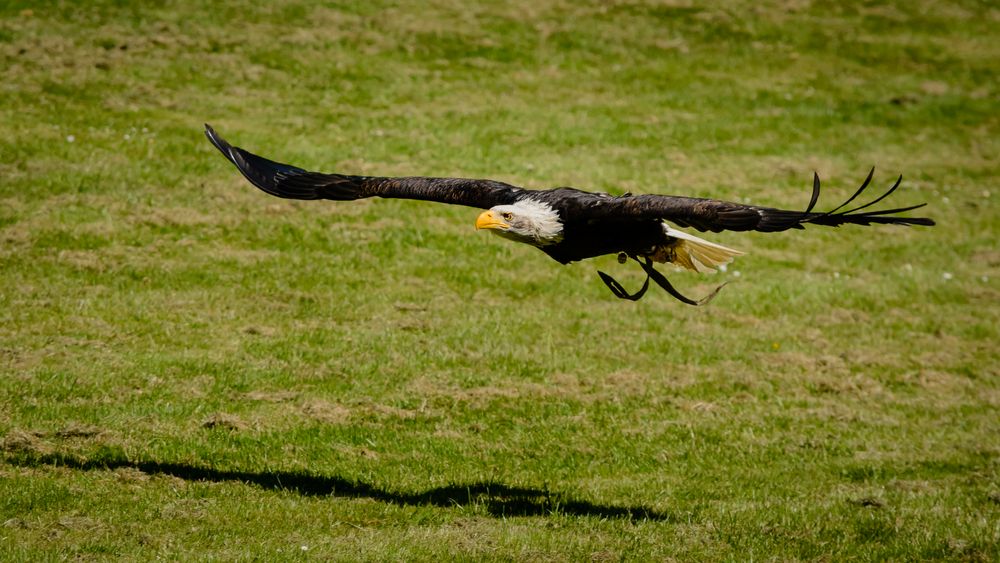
204, 124, 934, 304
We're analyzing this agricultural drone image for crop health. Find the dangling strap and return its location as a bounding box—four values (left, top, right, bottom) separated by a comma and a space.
597, 270, 650, 301
634, 256, 727, 306
597, 256, 729, 305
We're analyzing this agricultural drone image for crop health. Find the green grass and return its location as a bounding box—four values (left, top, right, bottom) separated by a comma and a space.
1, 0, 998, 560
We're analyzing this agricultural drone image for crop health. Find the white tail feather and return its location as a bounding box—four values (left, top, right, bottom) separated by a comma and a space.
663, 225, 744, 273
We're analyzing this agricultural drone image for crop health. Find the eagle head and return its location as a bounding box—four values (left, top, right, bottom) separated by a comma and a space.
475, 199, 564, 246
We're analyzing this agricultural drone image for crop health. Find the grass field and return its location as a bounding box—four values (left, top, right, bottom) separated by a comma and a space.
1, 0, 998, 560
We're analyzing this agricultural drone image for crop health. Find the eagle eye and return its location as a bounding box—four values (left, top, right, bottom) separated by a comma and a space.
501, 212, 513, 221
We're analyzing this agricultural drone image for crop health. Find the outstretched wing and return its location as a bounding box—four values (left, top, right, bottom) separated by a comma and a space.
205, 124, 525, 210
589, 170, 935, 232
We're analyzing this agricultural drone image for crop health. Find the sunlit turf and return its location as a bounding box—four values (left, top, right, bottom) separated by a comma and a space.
1, 0, 998, 560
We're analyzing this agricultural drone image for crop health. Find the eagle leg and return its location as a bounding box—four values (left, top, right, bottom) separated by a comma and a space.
597, 270, 650, 301
633, 257, 728, 306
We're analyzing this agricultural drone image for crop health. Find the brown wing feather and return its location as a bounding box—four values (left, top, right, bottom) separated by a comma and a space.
589, 171, 934, 233
205, 125, 524, 209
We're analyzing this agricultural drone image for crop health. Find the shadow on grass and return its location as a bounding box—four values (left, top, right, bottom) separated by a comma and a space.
4, 450, 672, 521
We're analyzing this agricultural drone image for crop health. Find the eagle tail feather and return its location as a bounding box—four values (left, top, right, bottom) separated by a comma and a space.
663, 225, 744, 273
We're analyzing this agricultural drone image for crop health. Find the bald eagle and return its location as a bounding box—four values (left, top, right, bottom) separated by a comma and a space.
204, 125, 934, 304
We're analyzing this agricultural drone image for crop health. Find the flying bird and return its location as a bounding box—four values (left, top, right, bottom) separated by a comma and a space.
204, 124, 934, 304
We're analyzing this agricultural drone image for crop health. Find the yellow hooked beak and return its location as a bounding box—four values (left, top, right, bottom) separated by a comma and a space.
475, 210, 509, 231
